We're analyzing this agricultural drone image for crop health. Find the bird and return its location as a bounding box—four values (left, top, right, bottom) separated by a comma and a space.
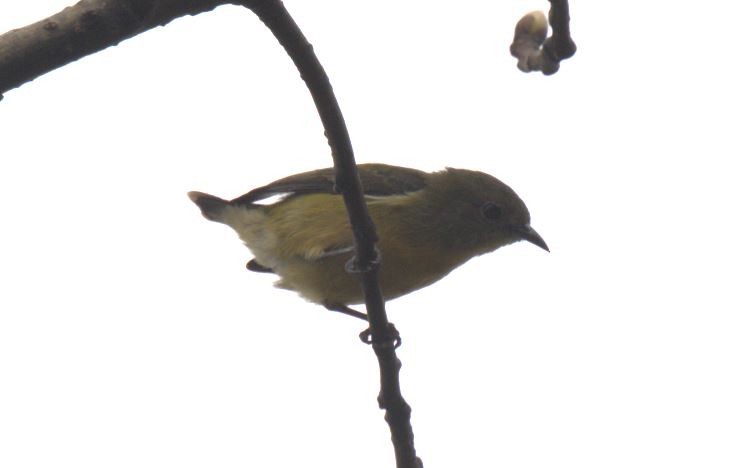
188, 163, 547, 318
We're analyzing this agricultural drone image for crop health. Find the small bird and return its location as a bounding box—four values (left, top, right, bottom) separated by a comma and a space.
189, 164, 547, 317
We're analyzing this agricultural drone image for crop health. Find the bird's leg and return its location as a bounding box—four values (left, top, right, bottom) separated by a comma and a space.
324, 302, 368, 321
324, 303, 401, 348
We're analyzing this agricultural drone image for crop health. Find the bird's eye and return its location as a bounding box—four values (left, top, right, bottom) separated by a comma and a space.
481, 202, 503, 219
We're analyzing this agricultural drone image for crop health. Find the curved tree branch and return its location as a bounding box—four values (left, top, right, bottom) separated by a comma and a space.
241, 1, 421, 467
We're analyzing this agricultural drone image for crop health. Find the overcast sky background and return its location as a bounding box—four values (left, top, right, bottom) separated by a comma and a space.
1, 1, 749, 467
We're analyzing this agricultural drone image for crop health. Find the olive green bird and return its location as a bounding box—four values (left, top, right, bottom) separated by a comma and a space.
189, 164, 547, 317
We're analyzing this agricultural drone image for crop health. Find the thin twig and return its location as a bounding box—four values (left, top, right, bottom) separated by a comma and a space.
510, 0, 576, 75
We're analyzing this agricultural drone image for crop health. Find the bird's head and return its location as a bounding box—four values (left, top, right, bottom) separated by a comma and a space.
421, 168, 548, 255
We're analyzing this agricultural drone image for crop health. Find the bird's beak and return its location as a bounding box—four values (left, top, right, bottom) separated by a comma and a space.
513, 225, 549, 252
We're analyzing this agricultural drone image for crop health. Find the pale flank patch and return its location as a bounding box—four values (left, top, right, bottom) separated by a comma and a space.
220, 205, 280, 269
273, 276, 325, 304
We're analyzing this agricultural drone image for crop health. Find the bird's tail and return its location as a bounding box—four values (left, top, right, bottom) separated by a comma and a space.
188, 191, 230, 222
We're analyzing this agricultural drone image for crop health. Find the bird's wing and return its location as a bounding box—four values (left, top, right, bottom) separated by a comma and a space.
230, 163, 428, 206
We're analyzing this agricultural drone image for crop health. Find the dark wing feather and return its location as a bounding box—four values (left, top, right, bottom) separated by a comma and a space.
230, 163, 428, 206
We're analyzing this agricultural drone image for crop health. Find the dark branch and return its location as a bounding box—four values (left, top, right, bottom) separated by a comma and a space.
510, 0, 576, 75
0, 0, 227, 97
241, 2, 421, 466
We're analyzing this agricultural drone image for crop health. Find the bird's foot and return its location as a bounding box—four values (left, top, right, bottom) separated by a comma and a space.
323, 303, 400, 348
359, 323, 402, 349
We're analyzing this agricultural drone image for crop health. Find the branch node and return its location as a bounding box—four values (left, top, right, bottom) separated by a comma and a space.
380, 396, 410, 416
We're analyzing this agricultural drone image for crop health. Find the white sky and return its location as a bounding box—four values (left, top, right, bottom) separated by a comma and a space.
1, 1, 749, 467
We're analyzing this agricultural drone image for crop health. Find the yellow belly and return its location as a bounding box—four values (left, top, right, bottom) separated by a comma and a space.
232, 193, 470, 305
274, 239, 467, 305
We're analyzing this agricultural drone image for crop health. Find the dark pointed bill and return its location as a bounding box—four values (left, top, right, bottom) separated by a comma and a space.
513, 225, 549, 252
